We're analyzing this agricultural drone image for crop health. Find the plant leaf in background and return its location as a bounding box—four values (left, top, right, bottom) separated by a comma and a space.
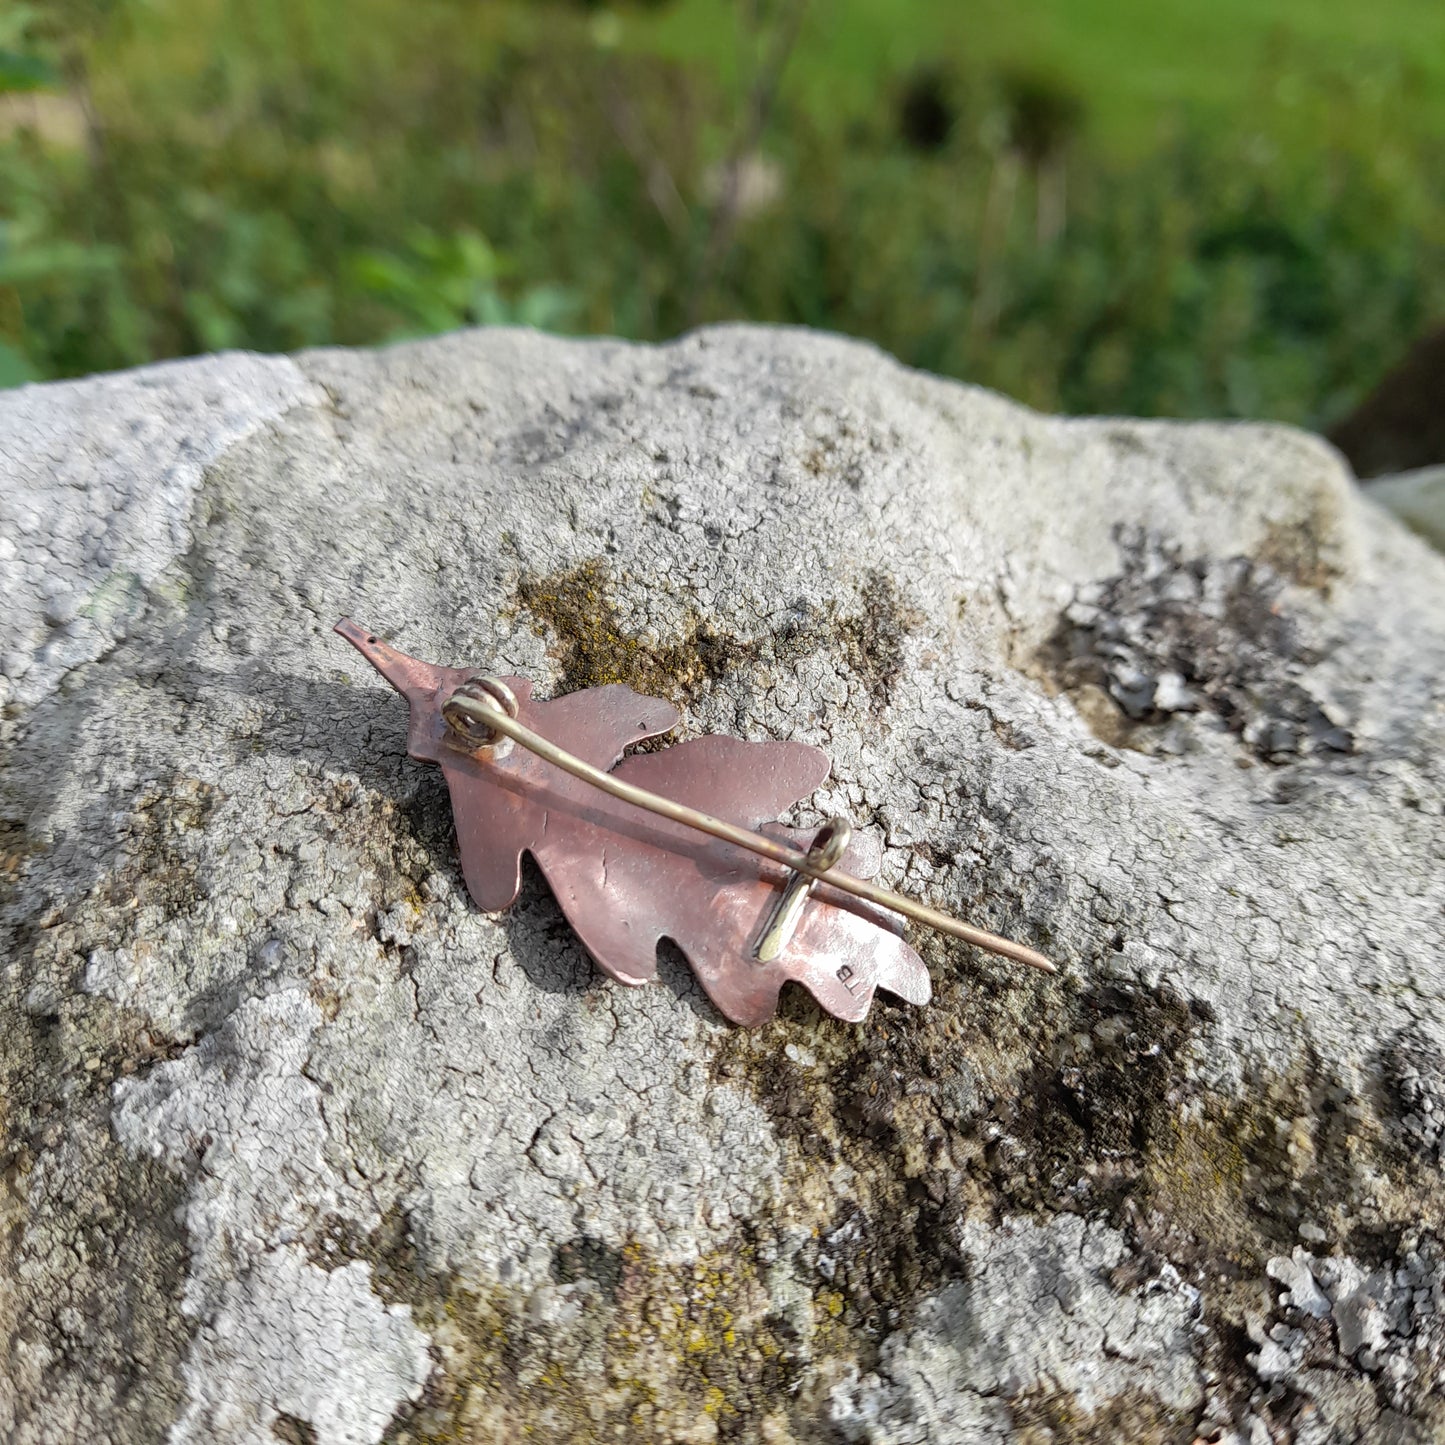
350, 228, 578, 338
0, 339, 35, 386
0, 214, 127, 381
0, 222, 115, 289
0, 49, 59, 94
174, 196, 334, 354
0, 3, 57, 94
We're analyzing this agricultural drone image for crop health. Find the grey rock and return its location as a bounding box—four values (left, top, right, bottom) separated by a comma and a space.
2, 326, 1444, 1444
828, 1214, 1204, 1443
1253, 1238, 1445, 1420
1266, 1249, 1331, 1319
0, 353, 324, 713
169, 1249, 431, 1445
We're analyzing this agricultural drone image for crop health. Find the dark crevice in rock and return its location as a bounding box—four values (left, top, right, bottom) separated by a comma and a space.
551, 1234, 627, 1304
1375, 1028, 1445, 1170
271, 1413, 319, 1445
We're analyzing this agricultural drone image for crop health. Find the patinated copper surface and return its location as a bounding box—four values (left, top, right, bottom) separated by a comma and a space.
336, 620, 931, 1025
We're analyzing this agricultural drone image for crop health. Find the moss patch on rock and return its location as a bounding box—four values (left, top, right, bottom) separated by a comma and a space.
1009, 1385, 1196, 1445
514, 557, 922, 715
515, 558, 757, 702
371, 1229, 839, 1443
713, 955, 1445, 1395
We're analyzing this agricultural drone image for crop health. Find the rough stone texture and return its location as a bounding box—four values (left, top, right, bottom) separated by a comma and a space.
0, 352, 325, 713
827, 1215, 1205, 1443
1, 325, 1443, 1445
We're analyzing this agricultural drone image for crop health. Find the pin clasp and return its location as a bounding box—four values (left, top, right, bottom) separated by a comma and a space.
752, 817, 852, 963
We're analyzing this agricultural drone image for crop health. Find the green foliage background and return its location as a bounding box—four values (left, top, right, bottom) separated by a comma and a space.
2, 0, 1443, 429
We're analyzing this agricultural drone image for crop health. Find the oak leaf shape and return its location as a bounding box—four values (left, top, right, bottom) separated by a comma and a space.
338, 622, 931, 1025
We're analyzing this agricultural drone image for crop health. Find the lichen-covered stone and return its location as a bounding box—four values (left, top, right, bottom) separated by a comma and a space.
2, 326, 1443, 1444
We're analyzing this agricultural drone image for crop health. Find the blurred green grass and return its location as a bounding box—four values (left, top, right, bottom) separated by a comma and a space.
2, 0, 1442, 430
649, 0, 1445, 158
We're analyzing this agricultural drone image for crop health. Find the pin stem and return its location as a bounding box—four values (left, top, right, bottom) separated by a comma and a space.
443, 690, 1056, 975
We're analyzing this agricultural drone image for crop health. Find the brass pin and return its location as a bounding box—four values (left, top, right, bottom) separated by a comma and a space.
442, 685, 1055, 974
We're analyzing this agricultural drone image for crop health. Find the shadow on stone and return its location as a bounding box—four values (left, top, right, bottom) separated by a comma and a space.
498, 856, 599, 999
653, 937, 728, 1028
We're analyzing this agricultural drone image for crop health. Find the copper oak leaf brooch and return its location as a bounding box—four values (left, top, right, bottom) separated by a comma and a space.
337, 620, 1053, 1026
